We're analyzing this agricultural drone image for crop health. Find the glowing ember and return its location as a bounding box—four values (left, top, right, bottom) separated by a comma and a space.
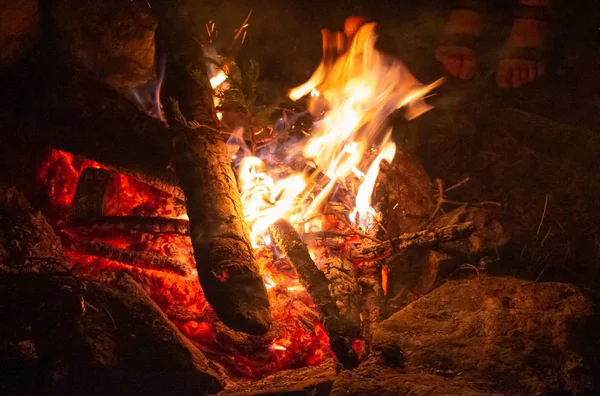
210, 71, 227, 89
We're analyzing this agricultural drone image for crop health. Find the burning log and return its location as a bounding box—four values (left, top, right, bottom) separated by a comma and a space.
72, 167, 112, 218
66, 239, 191, 277
348, 222, 476, 262
357, 269, 384, 359
150, 0, 271, 335
71, 216, 190, 236
318, 251, 362, 335
269, 219, 358, 369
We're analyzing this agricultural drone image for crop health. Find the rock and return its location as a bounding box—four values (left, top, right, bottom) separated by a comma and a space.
331, 358, 492, 396
53, 0, 157, 92
385, 206, 510, 314
0, 271, 223, 395
0, 0, 39, 68
332, 276, 596, 395
0, 191, 222, 396
218, 362, 337, 396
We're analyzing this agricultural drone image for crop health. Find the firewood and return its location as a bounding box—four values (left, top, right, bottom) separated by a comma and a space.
72, 168, 113, 218
357, 269, 384, 359
317, 251, 362, 335
71, 216, 190, 236
269, 219, 358, 369
0, 57, 185, 201
348, 222, 476, 262
150, 0, 271, 335
66, 239, 191, 277
301, 231, 350, 249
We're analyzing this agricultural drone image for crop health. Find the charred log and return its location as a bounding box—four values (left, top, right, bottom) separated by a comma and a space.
349, 222, 475, 262
301, 231, 350, 249
269, 219, 358, 369
317, 251, 362, 335
0, 54, 184, 201
150, 0, 271, 335
66, 239, 191, 277
357, 268, 384, 359
70, 216, 190, 236
72, 168, 113, 219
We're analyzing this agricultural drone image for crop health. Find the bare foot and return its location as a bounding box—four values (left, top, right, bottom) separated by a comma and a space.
497, 3, 551, 88
435, 9, 482, 80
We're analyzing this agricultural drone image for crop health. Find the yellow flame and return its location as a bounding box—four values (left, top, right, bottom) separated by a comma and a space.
238, 156, 307, 247
210, 71, 227, 89
239, 22, 441, 246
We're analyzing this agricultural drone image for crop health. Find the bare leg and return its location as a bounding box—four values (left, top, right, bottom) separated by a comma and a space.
435, 6, 482, 80
497, 0, 553, 88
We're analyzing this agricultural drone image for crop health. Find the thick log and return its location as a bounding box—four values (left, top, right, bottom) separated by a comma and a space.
0, 186, 66, 270
150, 0, 271, 335
269, 219, 358, 369
0, 54, 184, 200
317, 251, 361, 336
66, 239, 191, 277
72, 168, 113, 219
357, 269, 383, 359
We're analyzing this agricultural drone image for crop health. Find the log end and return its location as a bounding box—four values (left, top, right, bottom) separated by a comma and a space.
196, 237, 272, 335
199, 265, 272, 335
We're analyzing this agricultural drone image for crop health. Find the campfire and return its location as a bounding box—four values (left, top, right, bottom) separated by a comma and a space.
37, 16, 465, 376
2, 1, 596, 395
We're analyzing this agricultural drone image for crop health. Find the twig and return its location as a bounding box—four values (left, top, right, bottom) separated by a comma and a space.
442, 200, 502, 207
445, 177, 470, 192
536, 194, 549, 236
334, 212, 382, 244
422, 178, 444, 228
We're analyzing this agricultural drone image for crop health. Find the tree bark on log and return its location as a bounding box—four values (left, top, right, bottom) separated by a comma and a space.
0, 55, 184, 201
348, 222, 475, 262
66, 239, 192, 277
71, 216, 190, 236
317, 251, 361, 336
150, 0, 271, 335
269, 219, 358, 369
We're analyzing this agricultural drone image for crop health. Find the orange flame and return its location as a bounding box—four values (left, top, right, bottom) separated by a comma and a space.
240, 22, 442, 242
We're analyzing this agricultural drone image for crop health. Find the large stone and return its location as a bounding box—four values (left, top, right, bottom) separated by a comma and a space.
0, 188, 222, 396
332, 276, 597, 395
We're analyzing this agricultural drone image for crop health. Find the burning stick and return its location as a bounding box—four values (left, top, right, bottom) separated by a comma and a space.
269, 219, 358, 369
71, 216, 190, 236
357, 269, 383, 359
318, 252, 362, 336
348, 222, 475, 262
151, 0, 271, 335
67, 239, 191, 277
